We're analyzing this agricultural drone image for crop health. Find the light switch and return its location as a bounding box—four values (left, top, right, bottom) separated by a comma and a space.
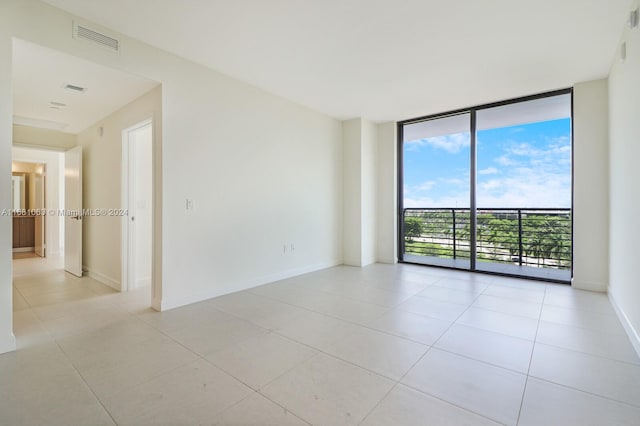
186, 198, 194, 210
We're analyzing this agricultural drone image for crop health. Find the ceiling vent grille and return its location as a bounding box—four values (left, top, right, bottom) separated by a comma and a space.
73, 22, 119, 52
62, 83, 87, 94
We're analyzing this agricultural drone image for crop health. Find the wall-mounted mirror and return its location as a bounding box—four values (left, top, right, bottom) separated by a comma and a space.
11, 173, 26, 211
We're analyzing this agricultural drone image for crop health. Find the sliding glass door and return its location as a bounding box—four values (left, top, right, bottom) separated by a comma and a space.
401, 113, 471, 270
399, 90, 572, 282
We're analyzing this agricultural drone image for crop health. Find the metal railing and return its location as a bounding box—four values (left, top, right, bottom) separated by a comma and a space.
403, 208, 572, 270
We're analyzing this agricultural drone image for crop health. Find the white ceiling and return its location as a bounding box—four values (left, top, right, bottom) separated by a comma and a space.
41, 0, 630, 122
12, 38, 159, 134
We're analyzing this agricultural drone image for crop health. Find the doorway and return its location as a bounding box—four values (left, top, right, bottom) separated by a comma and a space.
10, 38, 161, 318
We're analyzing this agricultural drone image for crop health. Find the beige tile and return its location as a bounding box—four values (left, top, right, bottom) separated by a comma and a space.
289, 290, 390, 325
212, 392, 310, 425
12, 287, 30, 311
275, 310, 362, 351
68, 333, 200, 399
208, 291, 309, 330
56, 317, 167, 362
102, 359, 252, 425
472, 294, 542, 319
12, 309, 53, 349
530, 343, 640, 407
42, 304, 131, 339
166, 315, 269, 356
362, 384, 500, 426
540, 304, 627, 334
483, 284, 545, 303
367, 309, 452, 345
519, 377, 640, 426
456, 307, 538, 340
402, 348, 527, 425
417, 286, 480, 305
536, 320, 640, 364
0, 343, 114, 426
368, 276, 433, 295
490, 275, 547, 290
430, 277, 490, 293
137, 300, 238, 333
261, 353, 394, 425
316, 280, 415, 308
435, 324, 534, 373
23, 285, 101, 307
323, 326, 428, 380
397, 296, 468, 321
206, 332, 317, 390
543, 289, 615, 315
0, 371, 115, 426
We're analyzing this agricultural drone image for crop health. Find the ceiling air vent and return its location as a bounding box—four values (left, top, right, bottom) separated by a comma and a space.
62, 83, 87, 94
73, 21, 119, 52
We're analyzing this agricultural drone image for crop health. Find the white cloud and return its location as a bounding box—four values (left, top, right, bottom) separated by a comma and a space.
417, 180, 436, 191
405, 132, 470, 154
495, 155, 516, 166
479, 167, 498, 175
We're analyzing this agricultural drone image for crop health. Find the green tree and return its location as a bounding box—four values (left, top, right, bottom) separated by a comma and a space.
404, 216, 425, 242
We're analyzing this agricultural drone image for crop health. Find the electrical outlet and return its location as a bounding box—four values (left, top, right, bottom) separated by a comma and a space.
283, 244, 287, 254
290, 243, 295, 252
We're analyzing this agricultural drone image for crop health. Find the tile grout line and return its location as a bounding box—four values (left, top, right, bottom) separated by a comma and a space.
52, 338, 120, 425
515, 282, 548, 425
358, 276, 506, 425
527, 375, 640, 410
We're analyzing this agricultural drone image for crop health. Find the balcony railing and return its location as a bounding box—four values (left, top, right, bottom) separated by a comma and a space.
403, 208, 572, 271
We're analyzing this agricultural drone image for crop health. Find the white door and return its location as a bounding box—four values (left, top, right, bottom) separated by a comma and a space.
64, 146, 83, 277
34, 165, 46, 257
122, 121, 152, 290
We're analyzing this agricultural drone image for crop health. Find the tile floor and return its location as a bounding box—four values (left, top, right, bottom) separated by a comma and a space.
3, 258, 640, 425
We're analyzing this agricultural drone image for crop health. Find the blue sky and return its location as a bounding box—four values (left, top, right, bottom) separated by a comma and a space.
403, 118, 572, 208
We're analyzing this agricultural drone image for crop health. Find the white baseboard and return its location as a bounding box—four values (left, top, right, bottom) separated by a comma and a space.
343, 258, 362, 267
156, 259, 341, 311
0, 333, 16, 354
608, 290, 640, 358
571, 277, 607, 292
85, 267, 121, 291
376, 257, 398, 264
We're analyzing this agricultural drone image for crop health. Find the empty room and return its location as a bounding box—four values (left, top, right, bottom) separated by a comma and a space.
1, 0, 639, 425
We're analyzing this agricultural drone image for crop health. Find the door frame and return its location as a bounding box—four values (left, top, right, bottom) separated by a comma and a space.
121, 118, 153, 292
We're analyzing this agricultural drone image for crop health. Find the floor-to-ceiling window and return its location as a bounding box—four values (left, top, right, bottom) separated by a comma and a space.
399, 89, 572, 282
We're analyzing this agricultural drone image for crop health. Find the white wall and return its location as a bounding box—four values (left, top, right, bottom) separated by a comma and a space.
12, 146, 64, 256
0, 0, 343, 348
361, 120, 378, 266
342, 118, 377, 267
608, 0, 640, 354
13, 124, 75, 150
343, 119, 362, 266
376, 122, 397, 263
0, 30, 15, 354
77, 87, 161, 291
572, 79, 609, 292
